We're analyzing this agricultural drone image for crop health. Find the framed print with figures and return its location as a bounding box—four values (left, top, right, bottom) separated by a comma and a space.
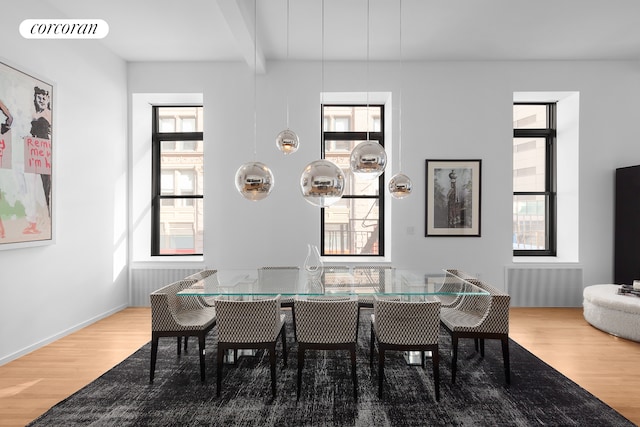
0, 59, 54, 249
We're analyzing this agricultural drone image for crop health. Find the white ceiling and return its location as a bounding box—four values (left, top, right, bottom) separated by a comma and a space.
44, 0, 640, 70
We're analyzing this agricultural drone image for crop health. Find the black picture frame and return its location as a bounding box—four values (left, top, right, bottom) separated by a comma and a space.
425, 159, 481, 237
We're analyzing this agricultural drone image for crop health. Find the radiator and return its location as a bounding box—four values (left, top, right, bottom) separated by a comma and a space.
505, 265, 584, 307
130, 268, 203, 306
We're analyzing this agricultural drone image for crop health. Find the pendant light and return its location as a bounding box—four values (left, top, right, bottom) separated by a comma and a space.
235, 0, 274, 201
350, 0, 387, 180
275, 0, 299, 155
300, 159, 345, 207
388, 0, 412, 199
300, 0, 345, 207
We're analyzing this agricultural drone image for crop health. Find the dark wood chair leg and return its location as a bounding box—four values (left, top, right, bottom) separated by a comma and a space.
501, 337, 511, 385
280, 326, 288, 367
269, 344, 277, 397
369, 325, 375, 369
198, 334, 206, 382
150, 335, 159, 383
291, 306, 297, 341
216, 344, 224, 397
432, 346, 440, 401
296, 346, 304, 400
177, 337, 182, 355
451, 335, 459, 384
480, 338, 485, 357
377, 348, 385, 398
184, 336, 188, 352
474, 338, 479, 352
351, 346, 358, 400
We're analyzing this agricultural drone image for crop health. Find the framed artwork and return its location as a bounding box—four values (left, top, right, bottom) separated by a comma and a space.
0, 59, 54, 249
425, 159, 481, 237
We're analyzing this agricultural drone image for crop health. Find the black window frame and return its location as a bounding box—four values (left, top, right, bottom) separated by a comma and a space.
320, 103, 385, 257
151, 105, 204, 256
513, 102, 556, 256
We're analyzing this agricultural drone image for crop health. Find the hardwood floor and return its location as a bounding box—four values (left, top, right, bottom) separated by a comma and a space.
0, 307, 639, 426
509, 307, 640, 425
0, 308, 151, 427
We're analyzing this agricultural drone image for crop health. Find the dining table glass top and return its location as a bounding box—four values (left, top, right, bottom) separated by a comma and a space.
177, 267, 488, 297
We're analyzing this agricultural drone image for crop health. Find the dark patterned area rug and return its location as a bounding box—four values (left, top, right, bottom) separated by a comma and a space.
29, 309, 633, 426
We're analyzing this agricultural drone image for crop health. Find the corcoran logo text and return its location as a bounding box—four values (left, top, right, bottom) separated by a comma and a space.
20, 19, 109, 39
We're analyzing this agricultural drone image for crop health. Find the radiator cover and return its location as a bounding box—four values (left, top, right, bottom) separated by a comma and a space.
130, 268, 202, 306
505, 265, 584, 307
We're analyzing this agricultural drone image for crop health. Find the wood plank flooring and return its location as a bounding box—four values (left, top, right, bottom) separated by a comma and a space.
509, 307, 640, 425
0, 307, 639, 426
0, 308, 151, 427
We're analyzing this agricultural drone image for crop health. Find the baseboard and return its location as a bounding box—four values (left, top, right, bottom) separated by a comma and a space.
0, 303, 129, 366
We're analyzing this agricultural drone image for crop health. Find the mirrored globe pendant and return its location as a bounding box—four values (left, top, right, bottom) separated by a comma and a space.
300, 159, 345, 207
388, 172, 413, 199
350, 141, 387, 179
275, 128, 299, 155
234, 161, 274, 201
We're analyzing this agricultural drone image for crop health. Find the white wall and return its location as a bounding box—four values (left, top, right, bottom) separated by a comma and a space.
0, 3, 128, 364
128, 59, 640, 290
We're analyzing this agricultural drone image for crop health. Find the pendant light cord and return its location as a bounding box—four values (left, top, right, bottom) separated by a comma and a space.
321, 0, 325, 153
398, 0, 403, 172
286, 0, 290, 128
253, 0, 258, 159
366, 0, 370, 141
321, 0, 324, 104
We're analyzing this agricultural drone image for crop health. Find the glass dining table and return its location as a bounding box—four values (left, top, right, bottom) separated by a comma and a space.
178, 267, 487, 364
177, 266, 488, 299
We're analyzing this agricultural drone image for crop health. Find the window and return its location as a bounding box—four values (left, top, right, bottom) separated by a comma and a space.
513, 103, 556, 255
152, 106, 204, 255
321, 104, 384, 256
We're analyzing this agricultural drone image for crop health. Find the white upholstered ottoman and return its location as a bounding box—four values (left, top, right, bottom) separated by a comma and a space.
583, 284, 640, 342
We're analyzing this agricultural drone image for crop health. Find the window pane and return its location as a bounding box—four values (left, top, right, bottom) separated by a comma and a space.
513, 195, 547, 250
325, 139, 352, 153
161, 171, 174, 194
159, 199, 203, 255
161, 141, 176, 151
513, 137, 545, 192
179, 141, 197, 151
181, 117, 196, 132
161, 143, 203, 196
323, 198, 379, 255
157, 106, 204, 132
513, 104, 547, 129
179, 171, 195, 192
323, 106, 381, 132
334, 117, 350, 131
159, 118, 175, 132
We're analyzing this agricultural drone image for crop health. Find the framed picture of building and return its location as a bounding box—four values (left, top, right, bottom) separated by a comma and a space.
0, 59, 54, 249
425, 159, 481, 237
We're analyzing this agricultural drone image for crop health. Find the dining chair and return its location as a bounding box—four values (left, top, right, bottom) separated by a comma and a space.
214, 295, 287, 397
435, 269, 475, 309
177, 269, 218, 352
294, 295, 359, 400
354, 266, 394, 309
259, 266, 300, 340
440, 278, 511, 385
370, 296, 441, 400
185, 269, 218, 308
149, 279, 216, 383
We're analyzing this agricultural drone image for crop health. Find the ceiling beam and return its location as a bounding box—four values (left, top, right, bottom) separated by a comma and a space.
216, 0, 266, 74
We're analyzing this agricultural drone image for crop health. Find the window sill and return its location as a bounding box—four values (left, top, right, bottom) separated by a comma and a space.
512, 256, 578, 264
